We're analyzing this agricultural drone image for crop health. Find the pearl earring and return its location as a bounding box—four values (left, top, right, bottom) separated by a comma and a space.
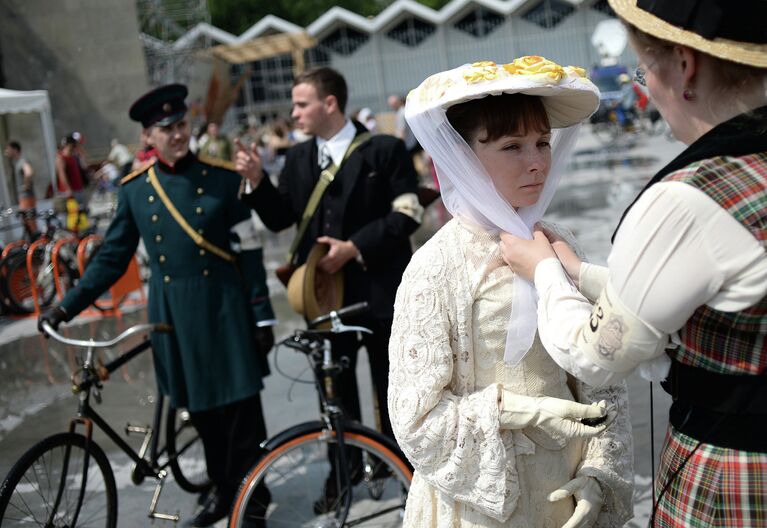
683, 89, 694, 101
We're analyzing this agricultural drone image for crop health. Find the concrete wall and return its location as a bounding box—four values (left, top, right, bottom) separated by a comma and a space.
0, 0, 148, 202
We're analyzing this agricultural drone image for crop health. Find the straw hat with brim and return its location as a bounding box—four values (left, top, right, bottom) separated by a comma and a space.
287, 244, 344, 322
406, 57, 600, 128
608, 0, 767, 68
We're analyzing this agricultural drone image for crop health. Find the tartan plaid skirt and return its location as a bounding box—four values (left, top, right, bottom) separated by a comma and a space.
653, 425, 767, 527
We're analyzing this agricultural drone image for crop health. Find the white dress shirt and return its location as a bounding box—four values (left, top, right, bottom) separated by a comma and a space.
316, 119, 356, 167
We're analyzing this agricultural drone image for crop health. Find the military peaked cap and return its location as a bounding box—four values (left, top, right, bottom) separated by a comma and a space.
129, 84, 189, 128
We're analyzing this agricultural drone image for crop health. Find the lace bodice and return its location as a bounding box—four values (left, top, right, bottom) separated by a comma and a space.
389, 218, 634, 527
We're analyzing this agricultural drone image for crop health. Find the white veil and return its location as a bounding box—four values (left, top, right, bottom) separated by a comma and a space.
405, 59, 598, 364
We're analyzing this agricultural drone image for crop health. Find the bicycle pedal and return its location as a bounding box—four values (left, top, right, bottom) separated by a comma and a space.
126, 423, 150, 435
148, 511, 179, 523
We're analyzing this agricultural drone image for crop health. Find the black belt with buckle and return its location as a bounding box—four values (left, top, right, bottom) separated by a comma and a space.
661, 359, 767, 452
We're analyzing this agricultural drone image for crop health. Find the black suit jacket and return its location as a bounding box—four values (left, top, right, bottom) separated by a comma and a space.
242, 122, 420, 320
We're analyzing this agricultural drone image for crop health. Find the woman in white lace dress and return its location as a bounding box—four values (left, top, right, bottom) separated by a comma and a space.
388, 58, 634, 527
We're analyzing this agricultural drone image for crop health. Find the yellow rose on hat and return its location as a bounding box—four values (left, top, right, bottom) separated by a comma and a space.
503, 56, 566, 81
416, 75, 456, 106
565, 66, 587, 78
463, 61, 501, 84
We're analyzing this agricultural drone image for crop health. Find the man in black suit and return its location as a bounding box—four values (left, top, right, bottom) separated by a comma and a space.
237, 67, 422, 447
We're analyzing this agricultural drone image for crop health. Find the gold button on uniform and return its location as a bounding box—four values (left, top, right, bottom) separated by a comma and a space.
202, 169, 208, 176
197, 187, 204, 195
151, 214, 159, 222
159, 255, 166, 263
197, 228, 204, 235
148, 195, 155, 203
199, 249, 206, 256
196, 207, 203, 215
163, 275, 171, 283
203, 269, 209, 277
155, 234, 163, 243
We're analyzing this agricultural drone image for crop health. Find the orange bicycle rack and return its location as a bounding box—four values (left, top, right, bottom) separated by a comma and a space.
26, 238, 49, 317
76, 235, 146, 319
51, 237, 78, 300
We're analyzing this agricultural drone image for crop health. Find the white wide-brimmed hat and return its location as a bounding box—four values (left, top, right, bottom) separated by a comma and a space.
406, 57, 600, 128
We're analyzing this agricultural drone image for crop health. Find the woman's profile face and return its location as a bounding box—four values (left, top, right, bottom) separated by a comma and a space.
471, 127, 552, 208
633, 45, 693, 144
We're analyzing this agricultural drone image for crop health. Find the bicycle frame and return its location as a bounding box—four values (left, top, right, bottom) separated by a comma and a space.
48, 322, 183, 522
278, 305, 374, 525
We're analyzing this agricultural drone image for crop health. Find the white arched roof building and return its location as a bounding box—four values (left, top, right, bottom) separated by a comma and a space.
148, 0, 630, 123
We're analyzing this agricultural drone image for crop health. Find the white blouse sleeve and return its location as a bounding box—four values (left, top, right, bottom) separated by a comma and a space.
579, 263, 609, 303
535, 182, 767, 385
388, 245, 518, 521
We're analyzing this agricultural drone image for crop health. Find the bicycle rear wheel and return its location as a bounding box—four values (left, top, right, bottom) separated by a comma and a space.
166, 406, 210, 493
229, 421, 412, 528
0, 432, 117, 527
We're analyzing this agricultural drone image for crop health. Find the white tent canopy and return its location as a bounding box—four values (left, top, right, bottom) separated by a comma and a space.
0, 88, 58, 207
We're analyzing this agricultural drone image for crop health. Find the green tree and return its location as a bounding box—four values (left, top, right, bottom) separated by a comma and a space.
209, 0, 451, 34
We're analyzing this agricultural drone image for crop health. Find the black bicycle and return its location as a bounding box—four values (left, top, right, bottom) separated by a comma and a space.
229, 302, 412, 528
0, 322, 210, 527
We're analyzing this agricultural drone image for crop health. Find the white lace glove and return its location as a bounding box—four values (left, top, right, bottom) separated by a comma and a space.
548, 476, 603, 528
499, 390, 613, 450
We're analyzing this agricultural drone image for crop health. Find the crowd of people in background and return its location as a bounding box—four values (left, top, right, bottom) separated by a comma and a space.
4, 95, 444, 226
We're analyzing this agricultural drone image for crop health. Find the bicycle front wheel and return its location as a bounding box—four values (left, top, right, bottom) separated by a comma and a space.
166, 406, 210, 493
0, 432, 117, 527
229, 422, 412, 528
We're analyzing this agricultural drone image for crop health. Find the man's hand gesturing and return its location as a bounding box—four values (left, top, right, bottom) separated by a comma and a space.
234, 138, 264, 188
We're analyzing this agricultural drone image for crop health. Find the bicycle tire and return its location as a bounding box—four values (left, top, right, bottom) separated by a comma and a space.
0, 432, 117, 527
166, 406, 211, 493
0, 248, 25, 313
1, 248, 52, 314
229, 421, 412, 528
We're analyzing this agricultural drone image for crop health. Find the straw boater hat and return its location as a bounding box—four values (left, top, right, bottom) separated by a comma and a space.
608, 0, 767, 68
287, 244, 344, 322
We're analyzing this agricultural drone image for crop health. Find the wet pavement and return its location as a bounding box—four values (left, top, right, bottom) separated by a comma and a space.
0, 126, 685, 527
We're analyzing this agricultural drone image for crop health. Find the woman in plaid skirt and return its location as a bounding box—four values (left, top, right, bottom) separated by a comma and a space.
500, 0, 767, 526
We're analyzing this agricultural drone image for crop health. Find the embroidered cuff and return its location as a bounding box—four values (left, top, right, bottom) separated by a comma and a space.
576, 281, 667, 373
391, 192, 424, 224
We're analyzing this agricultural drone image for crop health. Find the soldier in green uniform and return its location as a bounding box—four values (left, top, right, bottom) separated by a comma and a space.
38, 84, 274, 527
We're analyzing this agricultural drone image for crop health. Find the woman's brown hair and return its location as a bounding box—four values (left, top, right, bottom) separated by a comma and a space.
446, 93, 550, 144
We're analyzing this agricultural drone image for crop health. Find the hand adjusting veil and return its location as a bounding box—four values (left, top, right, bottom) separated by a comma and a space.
405, 57, 599, 364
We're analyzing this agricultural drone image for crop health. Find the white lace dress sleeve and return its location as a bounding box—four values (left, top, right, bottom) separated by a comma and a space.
388, 225, 518, 522
576, 379, 634, 527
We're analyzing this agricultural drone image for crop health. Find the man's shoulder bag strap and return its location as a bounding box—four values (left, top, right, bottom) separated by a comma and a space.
285, 132, 371, 265
147, 166, 235, 264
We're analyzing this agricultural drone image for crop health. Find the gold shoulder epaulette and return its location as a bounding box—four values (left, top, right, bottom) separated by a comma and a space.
121, 161, 152, 185
198, 154, 237, 172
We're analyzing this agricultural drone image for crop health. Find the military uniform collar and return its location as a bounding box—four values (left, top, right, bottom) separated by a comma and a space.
156, 150, 195, 174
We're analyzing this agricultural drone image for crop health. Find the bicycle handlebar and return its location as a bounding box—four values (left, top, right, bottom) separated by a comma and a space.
308, 302, 369, 329
42, 322, 172, 348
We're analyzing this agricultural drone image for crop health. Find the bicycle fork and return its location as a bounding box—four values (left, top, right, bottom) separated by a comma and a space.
321, 338, 354, 526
